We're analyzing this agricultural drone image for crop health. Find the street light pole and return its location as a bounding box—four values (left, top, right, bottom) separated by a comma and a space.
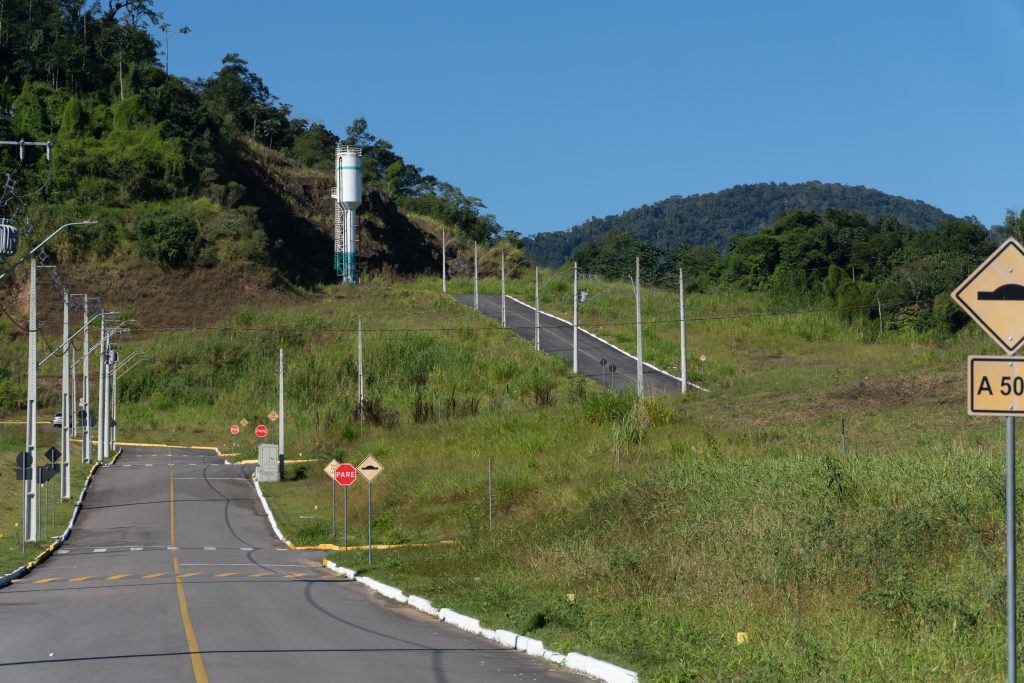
279, 347, 285, 468
500, 251, 506, 328
83, 295, 91, 464
24, 255, 38, 542
97, 313, 106, 462
61, 290, 71, 499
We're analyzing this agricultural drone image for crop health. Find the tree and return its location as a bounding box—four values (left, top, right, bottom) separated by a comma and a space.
1003, 209, 1024, 243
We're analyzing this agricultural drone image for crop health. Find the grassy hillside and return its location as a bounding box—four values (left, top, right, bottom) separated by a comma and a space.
5, 271, 1000, 681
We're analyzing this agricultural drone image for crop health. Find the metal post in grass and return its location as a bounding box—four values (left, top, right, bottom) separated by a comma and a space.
679, 268, 687, 394
441, 227, 447, 293
534, 267, 540, 351
357, 319, 364, 427
635, 257, 644, 398
841, 417, 846, 456
1009, 416, 1017, 683
332, 477, 336, 540
573, 262, 578, 374
473, 242, 479, 311
488, 457, 493, 531
367, 481, 373, 566
501, 251, 506, 328
344, 485, 348, 549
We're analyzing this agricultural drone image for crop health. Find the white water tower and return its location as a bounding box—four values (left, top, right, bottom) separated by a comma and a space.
332, 145, 362, 283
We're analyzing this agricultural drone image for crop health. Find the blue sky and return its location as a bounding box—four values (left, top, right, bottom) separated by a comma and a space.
159, 1, 1024, 235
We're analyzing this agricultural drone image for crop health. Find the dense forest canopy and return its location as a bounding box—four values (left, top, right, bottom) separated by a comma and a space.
524, 181, 959, 268
574, 207, 1006, 336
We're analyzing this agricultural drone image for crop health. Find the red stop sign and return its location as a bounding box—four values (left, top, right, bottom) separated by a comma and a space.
230, 424, 240, 435
333, 464, 357, 487
255, 424, 268, 439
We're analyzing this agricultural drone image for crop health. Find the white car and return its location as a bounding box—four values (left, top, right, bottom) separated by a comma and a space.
52, 412, 62, 429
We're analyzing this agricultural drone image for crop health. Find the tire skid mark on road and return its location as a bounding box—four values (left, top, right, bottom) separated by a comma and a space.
170, 462, 210, 683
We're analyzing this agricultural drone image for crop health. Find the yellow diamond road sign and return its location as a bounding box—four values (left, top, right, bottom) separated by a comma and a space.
357, 455, 383, 483
323, 459, 341, 478
268, 410, 279, 422
952, 238, 1024, 354
239, 418, 249, 427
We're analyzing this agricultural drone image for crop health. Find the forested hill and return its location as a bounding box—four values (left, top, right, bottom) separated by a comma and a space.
0, 1, 506, 327
524, 181, 957, 267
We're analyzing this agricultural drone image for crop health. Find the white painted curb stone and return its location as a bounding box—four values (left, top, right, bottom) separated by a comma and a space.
320, 557, 639, 681
253, 479, 292, 547
565, 652, 640, 683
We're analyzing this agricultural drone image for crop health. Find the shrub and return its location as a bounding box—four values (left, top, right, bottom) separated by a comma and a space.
136, 209, 200, 268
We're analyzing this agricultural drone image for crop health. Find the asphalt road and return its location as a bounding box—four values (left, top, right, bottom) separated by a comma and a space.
0, 446, 587, 682
454, 294, 686, 395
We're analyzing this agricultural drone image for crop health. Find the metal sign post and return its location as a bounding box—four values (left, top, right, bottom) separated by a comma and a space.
357, 455, 383, 566
1011, 416, 1018, 683
952, 238, 1024, 682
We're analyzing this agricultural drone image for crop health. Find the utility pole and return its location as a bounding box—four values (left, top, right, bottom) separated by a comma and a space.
83, 295, 91, 464
573, 261, 579, 374
635, 257, 644, 398
70, 343, 77, 439
111, 358, 118, 453
680, 267, 687, 395
441, 227, 447, 294
357, 318, 364, 425
61, 290, 71, 499
500, 251, 506, 328
97, 313, 106, 462
25, 256, 38, 542
534, 267, 540, 351
473, 242, 479, 311
279, 348, 285, 466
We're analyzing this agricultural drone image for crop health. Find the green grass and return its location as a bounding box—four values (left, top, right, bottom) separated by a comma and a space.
7, 272, 1017, 680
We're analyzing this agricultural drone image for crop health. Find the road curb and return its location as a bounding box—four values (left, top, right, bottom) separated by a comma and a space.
320, 557, 639, 683
0, 447, 123, 589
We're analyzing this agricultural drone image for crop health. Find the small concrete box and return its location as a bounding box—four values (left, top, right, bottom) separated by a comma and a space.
257, 443, 281, 482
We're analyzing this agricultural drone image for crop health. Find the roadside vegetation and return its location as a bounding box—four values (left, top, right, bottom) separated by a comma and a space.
8, 273, 1001, 681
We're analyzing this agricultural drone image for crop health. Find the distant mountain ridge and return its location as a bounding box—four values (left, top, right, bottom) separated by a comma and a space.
524, 181, 958, 267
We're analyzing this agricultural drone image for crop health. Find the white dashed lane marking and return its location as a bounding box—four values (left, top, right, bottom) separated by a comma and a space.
56, 545, 266, 554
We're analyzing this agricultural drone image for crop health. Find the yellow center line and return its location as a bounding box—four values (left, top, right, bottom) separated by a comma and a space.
33, 577, 62, 583
170, 463, 209, 683
106, 574, 131, 581
68, 576, 95, 582
283, 573, 310, 579
249, 572, 272, 577
214, 572, 238, 578
142, 572, 166, 579
175, 572, 202, 578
